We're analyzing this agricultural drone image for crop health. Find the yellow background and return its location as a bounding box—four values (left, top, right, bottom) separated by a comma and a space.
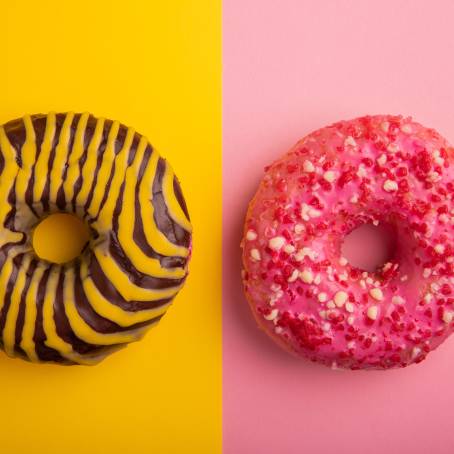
0, 1, 221, 453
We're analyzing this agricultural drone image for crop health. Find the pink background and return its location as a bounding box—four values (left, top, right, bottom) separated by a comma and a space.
223, 1, 454, 453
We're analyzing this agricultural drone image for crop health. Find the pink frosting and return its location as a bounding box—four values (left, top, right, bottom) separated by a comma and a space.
242, 115, 454, 370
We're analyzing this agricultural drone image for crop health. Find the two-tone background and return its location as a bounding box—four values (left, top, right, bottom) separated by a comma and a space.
2, 1, 454, 453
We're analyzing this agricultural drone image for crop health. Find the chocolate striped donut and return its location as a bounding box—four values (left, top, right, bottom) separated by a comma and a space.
0, 113, 192, 365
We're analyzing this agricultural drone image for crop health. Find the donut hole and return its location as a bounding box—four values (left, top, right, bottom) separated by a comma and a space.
32, 213, 91, 264
341, 223, 397, 272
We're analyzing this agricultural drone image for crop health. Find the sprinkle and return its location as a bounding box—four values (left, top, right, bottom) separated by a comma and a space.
322, 322, 331, 332
323, 171, 336, 183
344, 136, 357, 147
300, 269, 314, 284
288, 269, 299, 283
327, 301, 336, 309
303, 160, 315, 172
383, 180, 398, 192
309, 208, 322, 218
347, 316, 355, 325
319, 310, 327, 319
401, 275, 408, 282
367, 305, 378, 320
349, 194, 359, 204
347, 341, 356, 349
401, 124, 412, 133
369, 288, 383, 301
250, 249, 261, 261
270, 284, 281, 292
434, 244, 445, 254
380, 121, 390, 132
284, 244, 295, 254
443, 311, 453, 324
268, 236, 285, 250
392, 296, 405, 305
345, 302, 354, 313
387, 143, 399, 153
246, 229, 257, 241
423, 268, 431, 279
318, 292, 327, 303
359, 280, 367, 289
411, 347, 421, 359
264, 309, 279, 321
294, 224, 304, 234
295, 247, 317, 262
377, 154, 387, 166
339, 257, 348, 266
275, 327, 283, 334
334, 291, 348, 307
424, 293, 433, 304
314, 274, 321, 285
372, 220, 379, 226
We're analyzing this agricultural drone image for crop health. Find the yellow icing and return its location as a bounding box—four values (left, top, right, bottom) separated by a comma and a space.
162, 161, 192, 232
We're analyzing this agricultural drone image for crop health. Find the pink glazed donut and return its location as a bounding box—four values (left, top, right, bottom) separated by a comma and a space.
242, 115, 454, 370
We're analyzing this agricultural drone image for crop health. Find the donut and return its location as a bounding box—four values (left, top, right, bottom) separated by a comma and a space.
242, 115, 454, 370
0, 113, 192, 365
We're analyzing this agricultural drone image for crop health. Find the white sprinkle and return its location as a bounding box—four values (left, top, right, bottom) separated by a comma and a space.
443, 311, 453, 324
275, 327, 283, 334
314, 274, 321, 285
428, 171, 441, 182
270, 284, 281, 292
411, 347, 421, 359
424, 293, 433, 304
359, 280, 367, 289
356, 165, 367, 178
294, 224, 304, 234
401, 275, 408, 282
367, 306, 378, 320
246, 230, 257, 241
435, 244, 445, 255
250, 249, 261, 261
309, 208, 322, 218
381, 121, 390, 132
268, 236, 285, 250
347, 340, 356, 349
369, 288, 383, 301
303, 160, 315, 173
339, 257, 348, 266
345, 302, 355, 313
387, 143, 399, 153
344, 136, 357, 147
327, 301, 336, 309
377, 154, 387, 166
334, 291, 348, 307
288, 269, 299, 283
322, 322, 331, 332
423, 268, 432, 279
264, 309, 279, 321
300, 269, 314, 284
401, 124, 412, 133
318, 292, 327, 303
366, 277, 374, 285
349, 194, 359, 204
319, 310, 327, 319
347, 316, 355, 325
323, 171, 336, 183
383, 179, 398, 192
284, 244, 295, 254
392, 296, 405, 305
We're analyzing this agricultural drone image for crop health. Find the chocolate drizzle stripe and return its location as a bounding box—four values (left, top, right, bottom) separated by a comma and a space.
0, 113, 191, 365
